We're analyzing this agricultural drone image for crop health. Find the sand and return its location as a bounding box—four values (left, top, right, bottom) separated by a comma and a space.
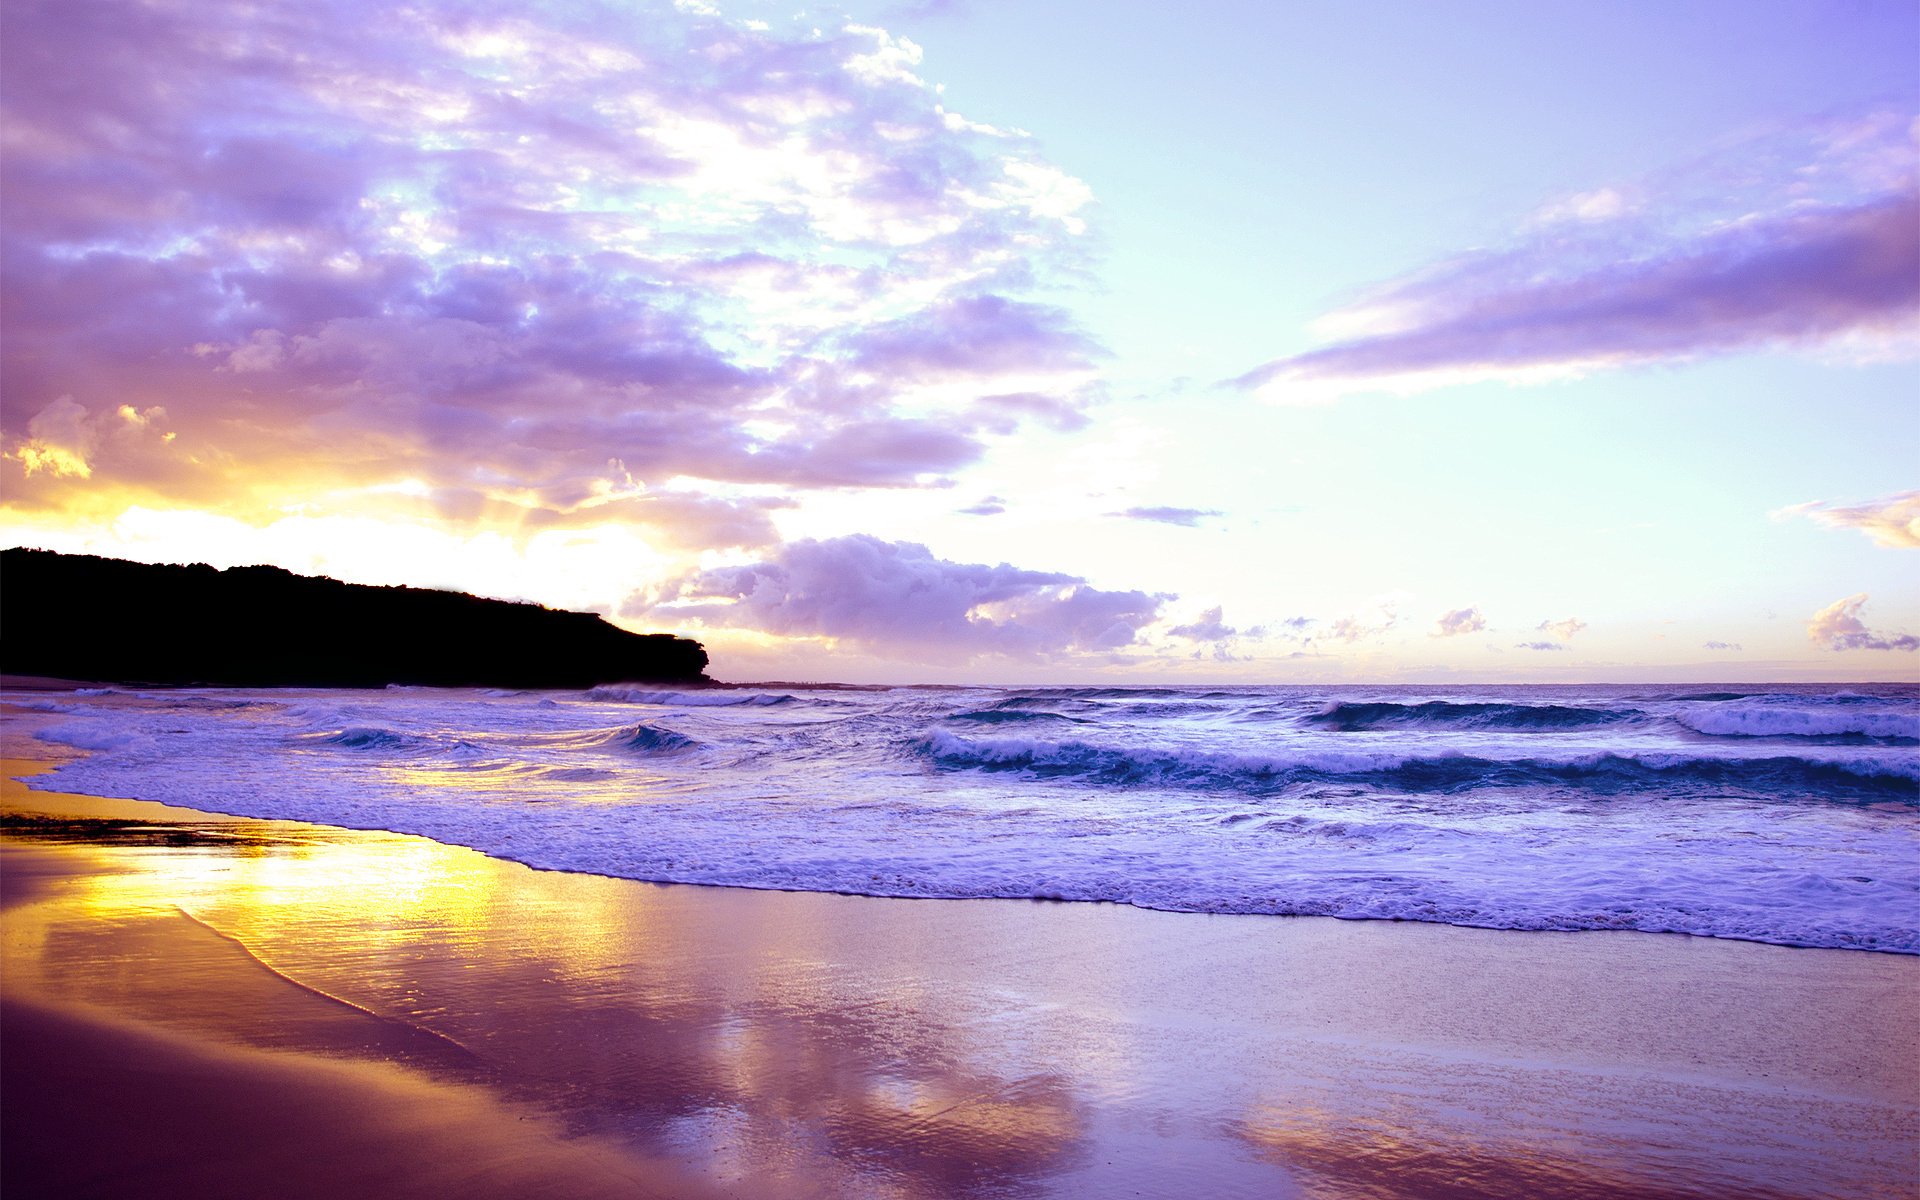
2, 701, 1916, 1199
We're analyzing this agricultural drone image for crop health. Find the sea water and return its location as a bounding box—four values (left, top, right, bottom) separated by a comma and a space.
21, 682, 1920, 953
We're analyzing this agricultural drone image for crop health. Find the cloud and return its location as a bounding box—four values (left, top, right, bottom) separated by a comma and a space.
633, 534, 1167, 662
1310, 593, 1409, 646
958, 497, 1006, 516
1774, 490, 1920, 549
1110, 506, 1222, 527
1236, 113, 1920, 399
1432, 606, 1485, 637
3, 396, 178, 485
845, 295, 1099, 382
0, 0, 1097, 543
1515, 641, 1568, 651
1536, 617, 1587, 642
1167, 605, 1263, 662
1704, 641, 1743, 651
1806, 594, 1920, 652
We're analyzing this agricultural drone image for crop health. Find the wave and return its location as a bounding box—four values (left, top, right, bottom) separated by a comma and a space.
305, 726, 435, 752
1675, 704, 1918, 742
949, 708, 1082, 726
1012, 687, 1188, 699
595, 722, 701, 755
35, 720, 149, 752
14, 699, 80, 713
528, 722, 702, 756
1307, 700, 1639, 732
585, 686, 795, 707
919, 730, 1920, 798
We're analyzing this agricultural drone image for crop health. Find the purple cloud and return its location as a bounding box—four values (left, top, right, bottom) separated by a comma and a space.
1703, 641, 1743, 651
0, 0, 1097, 533
1807, 594, 1919, 652
633, 535, 1167, 662
846, 295, 1099, 381
1111, 506, 1222, 527
1432, 606, 1486, 637
1515, 641, 1568, 652
1236, 115, 1920, 397
1169, 605, 1263, 661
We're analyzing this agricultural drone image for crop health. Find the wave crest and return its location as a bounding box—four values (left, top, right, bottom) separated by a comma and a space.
1307, 700, 1638, 732
586, 686, 794, 707
1676, 704, 1918, 742
920, 730, 1919, 798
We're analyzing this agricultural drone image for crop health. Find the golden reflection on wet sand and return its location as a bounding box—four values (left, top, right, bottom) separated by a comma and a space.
4, 719, 1917, 1199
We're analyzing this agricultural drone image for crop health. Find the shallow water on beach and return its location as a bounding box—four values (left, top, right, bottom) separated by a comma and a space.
20, 681, 1920, 952
6, 807, 1916, 1200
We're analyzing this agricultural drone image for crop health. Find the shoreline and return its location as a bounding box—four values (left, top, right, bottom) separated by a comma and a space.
4, 706, 1916, 1198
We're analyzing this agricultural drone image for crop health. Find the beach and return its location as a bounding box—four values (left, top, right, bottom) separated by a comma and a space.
3, 698, 1915, 1199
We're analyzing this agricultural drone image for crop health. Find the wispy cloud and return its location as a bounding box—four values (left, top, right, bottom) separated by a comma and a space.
1807, 594, 1919, 652
1109, 506, 1222, 527
1515, 641, 1568, 652
1774, 490, 1920, 549
0, 0, 1096, 544
1703, 640, 1743, 651
1319, 594, 1407, 645
1237, 113, 1920, 400
633, 535, 1167, 662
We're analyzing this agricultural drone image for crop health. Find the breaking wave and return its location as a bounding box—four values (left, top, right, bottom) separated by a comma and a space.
1674, 704, 1918, 742
919, 730, 1920, 799
1307, 701, 1640, 731
585, 686, 795, 707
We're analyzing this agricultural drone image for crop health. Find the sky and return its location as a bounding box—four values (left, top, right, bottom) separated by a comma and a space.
2, 0, 1916, 683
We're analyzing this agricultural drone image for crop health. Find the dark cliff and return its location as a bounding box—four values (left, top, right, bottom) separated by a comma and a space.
0, 548, 708, 688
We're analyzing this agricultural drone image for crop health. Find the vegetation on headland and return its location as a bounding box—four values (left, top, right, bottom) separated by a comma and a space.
0, 548, 708, 688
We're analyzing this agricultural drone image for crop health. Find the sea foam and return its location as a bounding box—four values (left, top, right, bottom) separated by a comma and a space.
22, 681, 1920, 953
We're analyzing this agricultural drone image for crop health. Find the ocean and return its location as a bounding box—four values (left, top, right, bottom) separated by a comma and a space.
20, 682, 1919, 954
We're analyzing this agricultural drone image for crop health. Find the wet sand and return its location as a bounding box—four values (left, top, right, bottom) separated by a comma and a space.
3, 705, 1916, 1199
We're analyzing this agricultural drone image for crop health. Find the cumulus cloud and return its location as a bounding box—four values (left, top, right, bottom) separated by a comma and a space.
1806, 594, 1920, 651
1536, 617, 1587, 642
1236, 112, 1920, 400
632, 535, 1167, 662
1432, 606, 1486, 637
1515, 641, 1568, 651
1167, 605, 1264, 660
1774, 490, 1920, 549
1110, 506, 1222, 527
0, 0, 1096, 541
1704, 641, 1743, 651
